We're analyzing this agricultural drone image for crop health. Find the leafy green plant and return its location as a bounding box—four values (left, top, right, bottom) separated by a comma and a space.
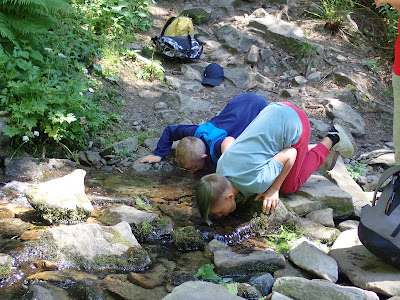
306, 0, 355, 33
346, 162, 367, 181
137, 58, 165, 81
135, 198, 152, 211
0, 46, 111, 156
0, 0, 72, 51
194, 264, 221, 282
375, 3, 399, 43
291, 39, 319, 62
68, 0, 153, 41
264, 224, 304, 254
365, 57, 382, 72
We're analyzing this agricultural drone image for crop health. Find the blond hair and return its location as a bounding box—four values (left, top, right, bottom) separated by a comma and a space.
195, 173, 231, 225
175, 136, 206, 168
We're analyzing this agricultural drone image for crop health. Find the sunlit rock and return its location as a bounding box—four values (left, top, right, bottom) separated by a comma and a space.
20, 221, 151, 272
25, 169, 93, 224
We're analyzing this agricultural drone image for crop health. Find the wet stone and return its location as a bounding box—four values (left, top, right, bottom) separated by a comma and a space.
0, 217, 32, 237
103, 274, 168, 300
128, 264, 167, 289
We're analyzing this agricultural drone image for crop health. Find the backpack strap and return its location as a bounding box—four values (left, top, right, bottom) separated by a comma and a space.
373, 165, 400, 206
160, 16, 177, 36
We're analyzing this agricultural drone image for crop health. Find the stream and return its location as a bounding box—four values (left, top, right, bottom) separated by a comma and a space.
0, 167, 274, 299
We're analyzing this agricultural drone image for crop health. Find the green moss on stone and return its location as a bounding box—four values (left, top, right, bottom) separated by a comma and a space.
172, 226, 205, 251
34, 205, 90, 224
0, 264, 11, 279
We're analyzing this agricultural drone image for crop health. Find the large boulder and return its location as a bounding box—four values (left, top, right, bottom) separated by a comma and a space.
21, 221, 151, 272
25, 169, 93, 224
329, 229, 400, 297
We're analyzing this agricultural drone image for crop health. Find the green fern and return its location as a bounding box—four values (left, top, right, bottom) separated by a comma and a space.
0, 0, 72, 51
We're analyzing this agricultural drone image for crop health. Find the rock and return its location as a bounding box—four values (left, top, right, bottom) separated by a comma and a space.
180, 64, 203, 82
337, 220, 359, 231
272, 276, 379, 300
207, 239, 285, 275
33, 260, 59, 271
307, 72, 322, 83
155, 109, 179, 124
27, 269, 98, 282
246, 45, 259, 64
281, 88, 299, 98
97, 204, 158, 226
249, 273, 274, 296
270, 291, 294, 300
214, 24, 263, 54
283, 174, 354, 218
289, 239, 338, 282
181, 6, 212, 24
292, 76, 308, 86
25, 169, 93, 224
104, 274, 168, 299
159, 89, 210, 113
155, 102, 168, 110
291, 217, 340, 242
224, 67, 252, 89
329, 229, 400, 297
309, 118, 330, 132
323, 156, 369, 217
172, 226, 205, 251
358, 149, 396, 167
248, 15, 307, 51
268, 200, 294, 227
305, 208, 334, 227
273, 259, 312, 279
162, 281, 245, 300
0, 253, 12, 279
129, 264, 168, 288
325, 98, 365, 137
100, 137, 139, 156
237, 282, 262, 299
5, 157, 77, 181
23, 282, 70, 300
0, 217, 32, 236
22, 221, 151, 272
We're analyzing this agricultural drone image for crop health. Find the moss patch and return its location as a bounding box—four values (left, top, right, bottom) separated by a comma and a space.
172, 226, 205, 251
33, 205, 91, 225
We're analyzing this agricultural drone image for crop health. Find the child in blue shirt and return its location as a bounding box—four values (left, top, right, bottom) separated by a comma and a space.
140, 93, 268, 171
196, 102, 356, 224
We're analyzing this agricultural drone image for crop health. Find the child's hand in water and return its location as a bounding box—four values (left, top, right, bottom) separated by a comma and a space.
140, 155, 162, 164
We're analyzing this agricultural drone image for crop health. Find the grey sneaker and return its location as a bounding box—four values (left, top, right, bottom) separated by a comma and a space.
330, 121, 356, 159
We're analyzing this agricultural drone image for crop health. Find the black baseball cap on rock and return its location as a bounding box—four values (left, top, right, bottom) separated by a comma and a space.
201, 63, 224, 86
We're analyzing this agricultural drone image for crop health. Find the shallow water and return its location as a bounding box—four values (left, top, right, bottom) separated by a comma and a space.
0, 169, 265, 299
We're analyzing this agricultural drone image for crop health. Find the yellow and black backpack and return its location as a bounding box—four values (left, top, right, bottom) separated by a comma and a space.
152, 16, 203, 59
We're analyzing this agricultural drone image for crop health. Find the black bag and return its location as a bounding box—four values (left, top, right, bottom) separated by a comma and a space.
358, 165, 400, 269
152, 16, 203, 60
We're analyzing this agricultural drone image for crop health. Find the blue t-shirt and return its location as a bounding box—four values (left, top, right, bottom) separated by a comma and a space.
216, 102, 302, 197
153, 93, 268, 164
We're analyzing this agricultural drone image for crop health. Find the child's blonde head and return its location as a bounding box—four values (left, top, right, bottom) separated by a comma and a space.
176, 136, 206, 170
195, 173, 231, 225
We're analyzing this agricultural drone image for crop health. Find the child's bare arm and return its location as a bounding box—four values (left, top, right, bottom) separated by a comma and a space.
375, 0, 400, 11
255, 147, 297, 214
221, 136, 235, 153
140, 154, 162, 163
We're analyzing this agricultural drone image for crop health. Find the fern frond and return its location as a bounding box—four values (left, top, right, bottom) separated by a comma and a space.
0, 12, 19, 47
0, 0, 71, 15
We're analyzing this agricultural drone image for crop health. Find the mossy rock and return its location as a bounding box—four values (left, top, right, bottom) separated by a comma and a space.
131, 218, 173, 243
0, 254, 12, 279
172, 226, 205, 251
